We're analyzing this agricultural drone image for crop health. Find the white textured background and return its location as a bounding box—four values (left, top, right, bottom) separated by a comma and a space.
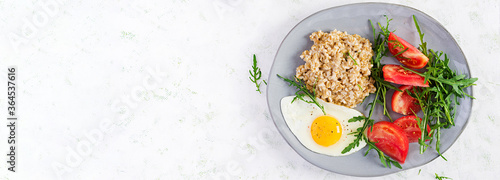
0, 0, 499, 179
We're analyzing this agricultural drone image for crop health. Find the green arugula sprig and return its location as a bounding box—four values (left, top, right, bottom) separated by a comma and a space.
435, 173, 452, 180
341, 17, 402, 169
277, 75, 326, 115
405, 16, 477, 157
341, 115, 372, 155
249, 54, 267, 94
346, 52, 359, 65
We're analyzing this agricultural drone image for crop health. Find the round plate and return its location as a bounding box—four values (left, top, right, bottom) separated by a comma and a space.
267, 2, 473, 177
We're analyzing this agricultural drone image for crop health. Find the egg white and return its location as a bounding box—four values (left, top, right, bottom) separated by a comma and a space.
281, 96, 367, 156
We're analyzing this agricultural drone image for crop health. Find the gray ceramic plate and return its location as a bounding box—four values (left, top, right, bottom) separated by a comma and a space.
267, 2, 473, 177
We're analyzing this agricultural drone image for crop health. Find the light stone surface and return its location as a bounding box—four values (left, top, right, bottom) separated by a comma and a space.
0, 0, 499, 179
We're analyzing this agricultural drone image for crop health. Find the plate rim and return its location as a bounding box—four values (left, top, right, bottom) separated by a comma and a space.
266, 2, 474, 177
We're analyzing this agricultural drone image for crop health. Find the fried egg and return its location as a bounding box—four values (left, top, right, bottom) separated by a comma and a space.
281, 96, 367, 156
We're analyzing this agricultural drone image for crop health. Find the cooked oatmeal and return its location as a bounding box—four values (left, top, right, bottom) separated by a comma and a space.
296, 30, 376, 108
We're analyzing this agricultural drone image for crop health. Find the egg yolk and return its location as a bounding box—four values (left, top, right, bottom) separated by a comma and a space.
311, 116, 342, 147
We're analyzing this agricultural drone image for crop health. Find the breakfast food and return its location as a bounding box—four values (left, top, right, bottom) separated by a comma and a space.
387, 32, 429, 69
276, 15, 477, 168
391, 85, 421, 115
280, 96, 366, 156
296, 30, 376, 108
394, 115, 431, 143
366, 121, 409, 163
383, 64, 429, 87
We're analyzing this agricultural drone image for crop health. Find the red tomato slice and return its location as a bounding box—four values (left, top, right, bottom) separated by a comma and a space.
388, 32, 429, 69
392, 85, 421, 115
393, 115, 431, 143
383, 64, 429, 87
366, 121, 409, 163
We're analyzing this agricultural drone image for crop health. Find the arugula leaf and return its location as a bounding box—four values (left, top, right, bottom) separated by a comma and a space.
249, 54, 265, 93
378, 15, 392, 37
413, 15, 428, 57
346, 52, 359, 65
277, 74, 326, 115
342, 115, 372, 154
435, 173, 452, 180
357, 84, 363, 91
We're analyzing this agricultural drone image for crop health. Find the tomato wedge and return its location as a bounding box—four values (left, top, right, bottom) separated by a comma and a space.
388, 32, 429, 69
366, 121, 409, 163
392, 85, 421, 115
394, 115, 431, 143
383, 64, 429, 87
